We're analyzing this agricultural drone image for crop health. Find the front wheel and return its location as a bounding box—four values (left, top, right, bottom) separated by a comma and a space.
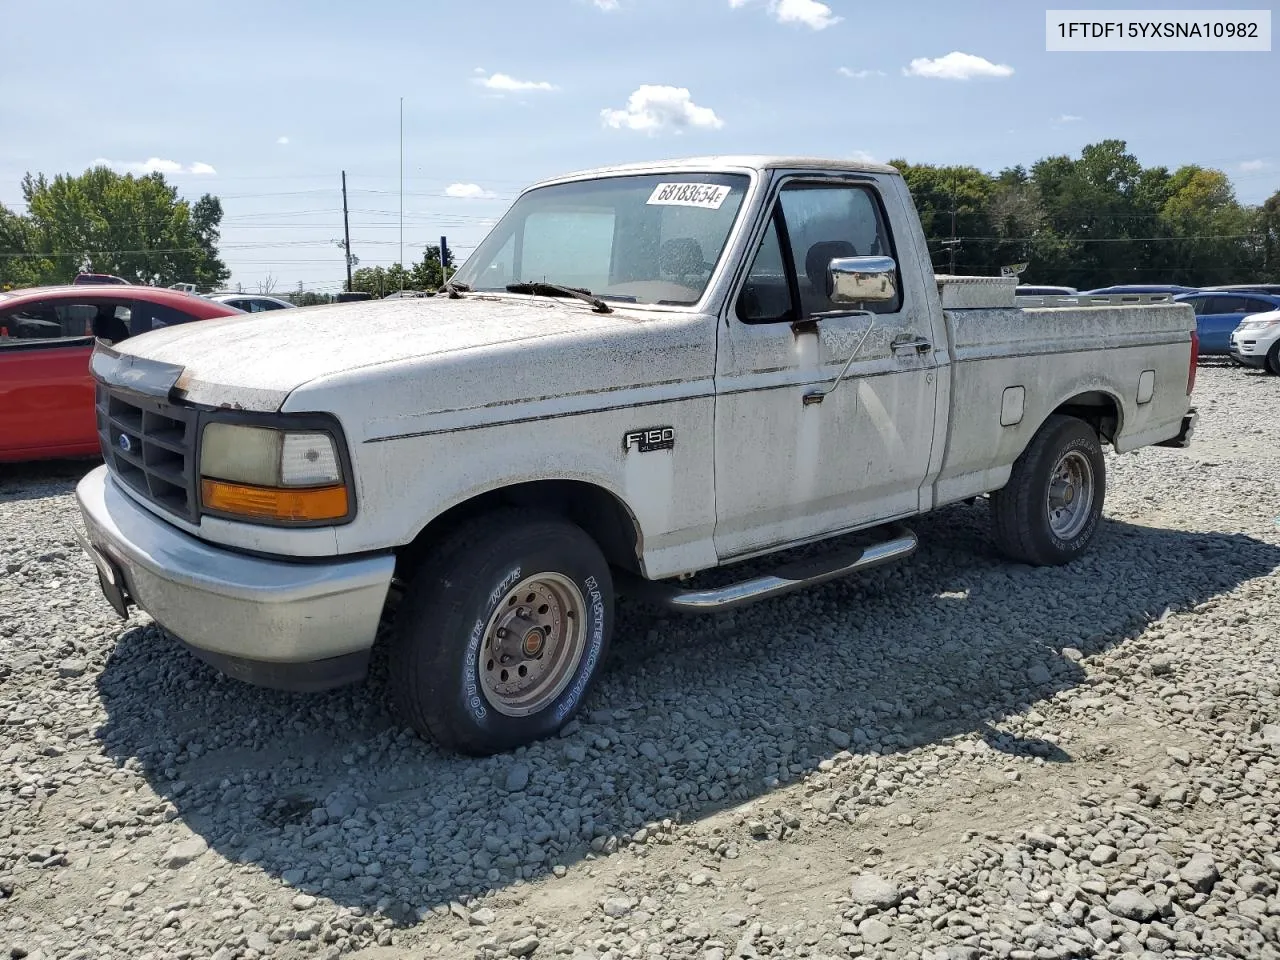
989, 415, 1106, 566
389, 510, 614, 755
1266, 342, 1280, 376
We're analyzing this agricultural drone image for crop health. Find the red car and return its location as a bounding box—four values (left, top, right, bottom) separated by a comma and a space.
0, 286, 242, 462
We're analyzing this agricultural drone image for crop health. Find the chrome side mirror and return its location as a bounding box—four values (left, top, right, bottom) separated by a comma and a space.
828, 256, 897, 304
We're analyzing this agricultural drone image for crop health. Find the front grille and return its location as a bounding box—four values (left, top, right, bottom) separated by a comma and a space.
96, 385, 199, 521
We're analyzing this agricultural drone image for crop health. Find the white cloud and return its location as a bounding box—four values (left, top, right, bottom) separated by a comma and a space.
601, 85, 724, 134
474, 71, 557, 92
445, 182, 498, 199
592, 0, 619, 8
904, 51, 1014, 80
1054, 113, 1082, 123
772, 0, 840, 29
838, 67, 885, 79
92, 157, 216, 176
276, 136, 290, 145
849, 150, 878, 164
1240, 159, 1267, 172
730, 0, 840, 30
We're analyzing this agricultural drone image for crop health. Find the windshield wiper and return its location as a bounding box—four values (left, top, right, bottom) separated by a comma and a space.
438, 279, 471, 299
505, 281, 612, 314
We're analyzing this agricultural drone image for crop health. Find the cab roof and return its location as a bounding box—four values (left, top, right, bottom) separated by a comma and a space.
527, 155, 900, 191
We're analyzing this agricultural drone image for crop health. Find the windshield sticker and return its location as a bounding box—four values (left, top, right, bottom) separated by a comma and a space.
645, 182, 732, 210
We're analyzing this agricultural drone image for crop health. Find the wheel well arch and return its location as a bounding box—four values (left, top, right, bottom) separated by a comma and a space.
394, 480, 644, 580
1046, 389, 1123, 445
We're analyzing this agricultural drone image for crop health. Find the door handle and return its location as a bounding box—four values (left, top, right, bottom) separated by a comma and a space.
891, 335, 932, 355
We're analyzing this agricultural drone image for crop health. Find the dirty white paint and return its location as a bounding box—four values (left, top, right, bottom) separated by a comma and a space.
104, 156, 1195, 582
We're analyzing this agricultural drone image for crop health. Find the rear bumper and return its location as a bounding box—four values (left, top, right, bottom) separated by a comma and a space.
74, 465, 395, 690
1155, 408, 1198, 449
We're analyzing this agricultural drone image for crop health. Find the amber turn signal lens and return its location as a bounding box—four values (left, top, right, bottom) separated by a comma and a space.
200, 479, 349, 522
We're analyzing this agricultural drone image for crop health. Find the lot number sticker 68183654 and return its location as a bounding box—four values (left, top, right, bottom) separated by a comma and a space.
645, 182, 732, 209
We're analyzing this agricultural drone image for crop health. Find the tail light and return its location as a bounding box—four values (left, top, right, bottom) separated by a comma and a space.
1187, 327, 1198, 395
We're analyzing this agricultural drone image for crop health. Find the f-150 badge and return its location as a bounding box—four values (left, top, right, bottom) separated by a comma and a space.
623, 427, 675, 453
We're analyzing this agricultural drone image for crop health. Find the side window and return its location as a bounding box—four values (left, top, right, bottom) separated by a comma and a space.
130, 300, 200, 334
1212, 296, 1247, 314
736, 213, 795, 323
1243, 298, 1276, 314
777, 183, 901, 318
1187, 297, 1212, 316
0, 302, 66, 343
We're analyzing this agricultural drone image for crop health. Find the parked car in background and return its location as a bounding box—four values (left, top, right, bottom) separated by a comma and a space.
1228, 309, 1280, 373
334, 291, 374, 303
0, 286, 241, 462
1202, 283, 1280, 296
209, 293, 296, 313
72, 273, 131, 286
1081, 284, 1198, 296
1016, 284, 1077, 296
1173, 291, 1280, 356
381, 290, 430, 300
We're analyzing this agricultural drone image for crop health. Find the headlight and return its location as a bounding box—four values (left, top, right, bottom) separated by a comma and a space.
199, 422, 350, 523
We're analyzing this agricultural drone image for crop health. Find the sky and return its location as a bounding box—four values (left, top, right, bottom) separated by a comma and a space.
1, 0, 1277, 293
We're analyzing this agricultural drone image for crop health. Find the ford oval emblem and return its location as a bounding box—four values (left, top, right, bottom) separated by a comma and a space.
118, 434, 133, 453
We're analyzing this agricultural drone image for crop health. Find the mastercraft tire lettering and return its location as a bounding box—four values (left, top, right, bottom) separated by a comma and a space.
389, 511, 614, 755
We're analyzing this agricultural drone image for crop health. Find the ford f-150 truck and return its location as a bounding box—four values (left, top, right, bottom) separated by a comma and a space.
73, 156, 1199, 755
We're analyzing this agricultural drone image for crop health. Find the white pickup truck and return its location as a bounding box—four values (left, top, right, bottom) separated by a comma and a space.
74, 156, 1199, 755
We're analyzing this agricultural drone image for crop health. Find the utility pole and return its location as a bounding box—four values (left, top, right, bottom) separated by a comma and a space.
399, 96, 404, 293
440, 235, 448, 285
341, 170, 353, 292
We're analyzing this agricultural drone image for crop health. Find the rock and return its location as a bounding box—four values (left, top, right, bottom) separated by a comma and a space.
1259, 724, 1280, 748
1180, 853, 1219, 892
826, 728, 851, 749
602, 896, 633, 918
1061, 647, 1084, 663
56, 659, 87, 678
160, 837, 207, 869
1027, 663, 1053, 686
849, 873, 902, 909
505, 763, 531, 793
292, 893, 317, 910
509, 934, 540, 957
470, 907, 496, 926
1166, 746, 1191, 766
858, 918, 892, 944
324, 793, 358, 821
1089, 844, 1118, 865
1107, 890, 1158, 923
1149, 654, 1175, 676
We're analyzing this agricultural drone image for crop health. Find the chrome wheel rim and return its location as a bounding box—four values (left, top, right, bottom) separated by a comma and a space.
1047, 450, 1094, 540
479, 572, 586, 717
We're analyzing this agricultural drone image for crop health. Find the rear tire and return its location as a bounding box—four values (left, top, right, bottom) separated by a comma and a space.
990, 415, 1106, 566
389, 509, 614, 755
1266, 342, 1280, 376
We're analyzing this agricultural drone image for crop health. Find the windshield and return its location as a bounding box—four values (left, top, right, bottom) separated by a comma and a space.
453, 172, 751, 306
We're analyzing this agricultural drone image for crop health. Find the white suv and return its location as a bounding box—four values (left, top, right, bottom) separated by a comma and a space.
1228, 309, 1280, 374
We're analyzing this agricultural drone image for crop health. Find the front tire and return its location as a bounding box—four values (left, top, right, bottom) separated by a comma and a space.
990, 415, 1106, 566
390, 510, 614, 755
1266, 342, 1280, 376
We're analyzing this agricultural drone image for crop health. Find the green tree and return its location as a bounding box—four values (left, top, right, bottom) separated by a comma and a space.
351, 247, 456, 298
14, 165, 230, 288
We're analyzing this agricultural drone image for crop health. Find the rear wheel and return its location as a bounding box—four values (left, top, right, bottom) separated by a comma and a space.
990, 415, 1106, 566
389, 510, 614, 755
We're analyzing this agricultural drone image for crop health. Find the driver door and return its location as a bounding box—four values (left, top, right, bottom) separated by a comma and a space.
712, 175, 940, 559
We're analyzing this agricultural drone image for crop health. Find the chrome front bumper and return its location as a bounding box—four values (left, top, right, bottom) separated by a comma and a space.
74, 465, 395, 690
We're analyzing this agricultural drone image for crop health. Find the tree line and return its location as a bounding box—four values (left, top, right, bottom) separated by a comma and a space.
892, 139, 1279, 287
3, 142, 1277, 294
0, 167, 229, 289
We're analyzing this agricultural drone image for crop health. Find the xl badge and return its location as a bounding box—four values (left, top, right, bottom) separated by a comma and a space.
623, 427, 674, 453
117, 434, 133, 453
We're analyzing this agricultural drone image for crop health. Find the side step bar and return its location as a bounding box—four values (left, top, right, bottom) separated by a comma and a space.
618, 525, 918, 614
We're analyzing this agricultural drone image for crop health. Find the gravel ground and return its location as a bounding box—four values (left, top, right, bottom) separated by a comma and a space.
2, 363, 1279, 960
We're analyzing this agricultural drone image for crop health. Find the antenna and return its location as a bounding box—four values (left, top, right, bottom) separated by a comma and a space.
399, 96, 404, 293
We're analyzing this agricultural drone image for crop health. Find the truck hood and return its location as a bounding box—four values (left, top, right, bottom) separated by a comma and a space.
113, 295, 650, 411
